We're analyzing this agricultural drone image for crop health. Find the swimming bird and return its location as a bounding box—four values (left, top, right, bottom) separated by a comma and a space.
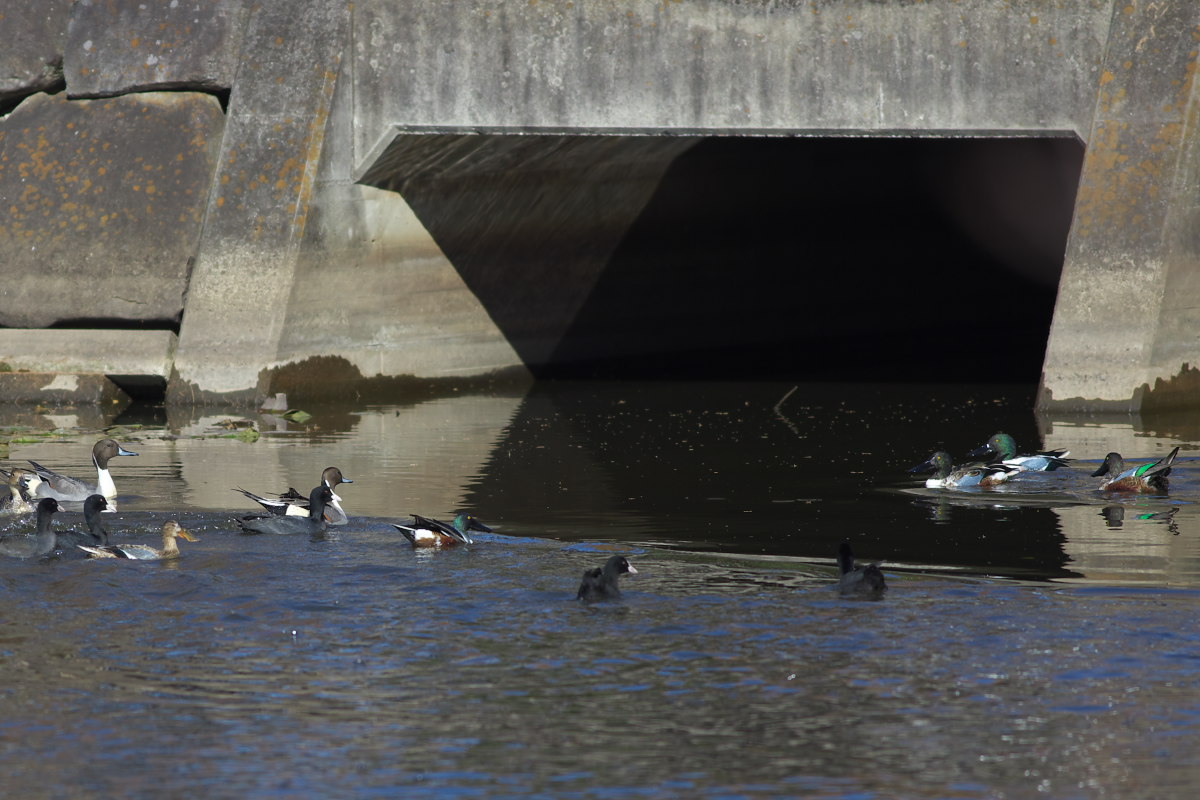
0, 498, 62, 559
576, 555, 637, 602
966, 432, 1071, 471
392, 513, 492, 548
54, 494, 111, 548
233, 466, 354, 525
910, 451, 1019, 489
78, 520, 196, 560
29, 438, 139, 501
1091, 446, 1180, 493
235, 485, 333, 535
837, 541, 887, 599
0, 468, 42, 514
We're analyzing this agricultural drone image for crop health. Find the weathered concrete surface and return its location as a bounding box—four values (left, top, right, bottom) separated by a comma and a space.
1037, 3, 1200, 412
0, 91, 224, 327
0, 329, 176, 378
353, 0, 1111, 169
0, 1, 69, 101
64, 0, 247, 97
166, 2, 350, 404
0, 373, 129, 406
1, 0, 1198, 410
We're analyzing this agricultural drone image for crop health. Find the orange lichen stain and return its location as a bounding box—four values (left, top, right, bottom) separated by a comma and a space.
1124, 60, 1133, 69
131, 37, 140, 47
217, 197, 225, 207
1099, 70, 1115, 85
1049, 37, 1057, 46
1030, 15, 1038, 25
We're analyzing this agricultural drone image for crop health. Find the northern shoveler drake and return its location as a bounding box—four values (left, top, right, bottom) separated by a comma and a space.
1091, 446, 1180, 493
29, 438, 138, 501
910, 451, 1019, 489
837, 541, 886, 599
0, 498, 61, 559
577, 555, 637, 602
236, 485, 333, 535
392, 513, 492, 548
79, 520, 196, 560
966, 432, 1071, 471
55, 494, 111, 548
234, 466, 353, 525
0, 467, 42, 514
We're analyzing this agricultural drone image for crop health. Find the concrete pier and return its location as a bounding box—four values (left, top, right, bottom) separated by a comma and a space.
0, 1, 1197, 407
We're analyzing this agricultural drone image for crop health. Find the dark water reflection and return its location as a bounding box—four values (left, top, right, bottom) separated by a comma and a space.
2, 382, 1199, 797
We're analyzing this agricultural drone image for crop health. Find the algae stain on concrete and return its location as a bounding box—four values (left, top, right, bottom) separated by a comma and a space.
258, 355, 530, 405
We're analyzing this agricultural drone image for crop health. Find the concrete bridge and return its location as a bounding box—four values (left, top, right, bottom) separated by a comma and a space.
1, 1, 1197, 410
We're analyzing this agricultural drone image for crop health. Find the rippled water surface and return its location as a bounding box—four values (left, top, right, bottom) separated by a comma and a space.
2, 382, 1199, 798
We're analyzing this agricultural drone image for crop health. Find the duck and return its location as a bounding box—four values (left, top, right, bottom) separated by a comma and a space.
0, 498, 62, 559
1091, 446, 1180, 493
0, 468, 42, 514
54, 494, 111, 548
910, 451, 1019, 489
235, 485, 332, 535
966, 432, 1071, 471
29, 438, 139, 501
78, 520, 196, 560
837, 541, 887, 599
233, 466, 353, 525
392, 513, 492, 547
576, 554, 637, 602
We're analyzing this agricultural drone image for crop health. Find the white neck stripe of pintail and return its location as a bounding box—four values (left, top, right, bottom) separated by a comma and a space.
95, 467, 118, 499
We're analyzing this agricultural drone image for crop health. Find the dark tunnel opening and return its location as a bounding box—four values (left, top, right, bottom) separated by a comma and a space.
541, 136, 1083, 384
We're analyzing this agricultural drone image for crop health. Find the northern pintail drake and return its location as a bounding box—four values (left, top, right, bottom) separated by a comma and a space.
55, 494, 111, 548
79, 520, 196, 560
0, 467, 42, 514
837, 542, 887, 599
1092, 446, 1180, 493
29, 438, 138, 501
910, 451, 1019, 489
0, 498, 61, 559
236, 485, 332, 535
234, 466, 353, 525
392, 513, 492, 548
966, 432, 1071, 471
577, 555, 637, 602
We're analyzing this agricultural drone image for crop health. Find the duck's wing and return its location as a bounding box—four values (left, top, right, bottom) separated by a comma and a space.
233, 487, 301, 516
27, 461, 95, 500
77, 544, 121, 559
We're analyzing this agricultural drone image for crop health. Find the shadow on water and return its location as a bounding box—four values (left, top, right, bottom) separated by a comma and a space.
3, 382, 1200, 797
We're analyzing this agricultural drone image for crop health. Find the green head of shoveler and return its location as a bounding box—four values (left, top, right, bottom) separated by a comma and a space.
967, 432, 1017, 462
454, 513, 493, 535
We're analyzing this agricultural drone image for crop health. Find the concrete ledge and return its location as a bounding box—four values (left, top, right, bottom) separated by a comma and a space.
0, 373, 130, 405
0, 329, 177, 378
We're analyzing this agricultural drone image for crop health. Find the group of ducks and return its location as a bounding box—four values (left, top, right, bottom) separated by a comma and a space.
0, 438, 645, 602
836, 431, 1188, 601
910, 431, 1182, 494
16, 431, 1162, 603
